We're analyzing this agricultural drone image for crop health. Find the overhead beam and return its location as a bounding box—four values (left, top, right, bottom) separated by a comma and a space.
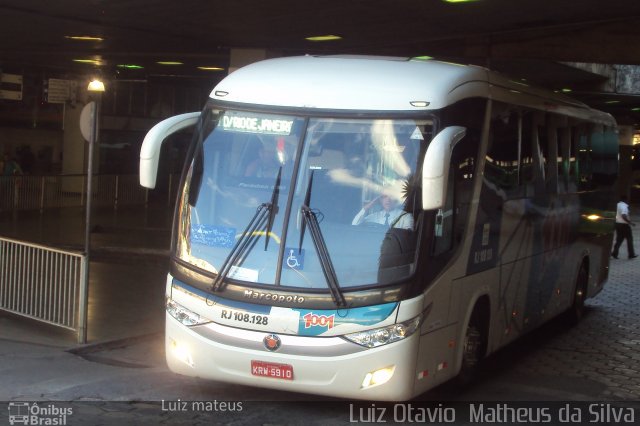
458, 19, 640, 65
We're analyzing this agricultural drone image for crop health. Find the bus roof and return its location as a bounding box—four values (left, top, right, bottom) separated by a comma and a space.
210, 55, 615, 125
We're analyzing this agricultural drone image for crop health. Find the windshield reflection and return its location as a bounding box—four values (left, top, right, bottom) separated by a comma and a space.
176, 111, 431, 290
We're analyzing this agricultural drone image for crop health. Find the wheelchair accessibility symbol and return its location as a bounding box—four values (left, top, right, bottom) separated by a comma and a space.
285, 248, 305, 269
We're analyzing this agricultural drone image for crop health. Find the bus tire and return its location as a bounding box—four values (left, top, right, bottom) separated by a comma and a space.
565, 262, 588, 325
455, 308, 487, 385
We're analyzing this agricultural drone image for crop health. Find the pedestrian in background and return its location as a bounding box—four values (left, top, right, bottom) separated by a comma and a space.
2, 154, 22, 176
1, 154, 22, 211
612, 194, 637, 259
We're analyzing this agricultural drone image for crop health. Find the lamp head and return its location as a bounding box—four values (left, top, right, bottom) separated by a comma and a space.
87, 79, 105, 92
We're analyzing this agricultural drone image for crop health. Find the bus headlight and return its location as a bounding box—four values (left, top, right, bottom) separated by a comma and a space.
166, 298, 211, 326
343, 315, 422, 348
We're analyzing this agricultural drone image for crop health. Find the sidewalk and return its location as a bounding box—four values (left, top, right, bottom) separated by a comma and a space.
0, 204, 172, 346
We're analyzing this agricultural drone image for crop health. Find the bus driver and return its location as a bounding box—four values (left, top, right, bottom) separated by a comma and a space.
352, 194, 414, 229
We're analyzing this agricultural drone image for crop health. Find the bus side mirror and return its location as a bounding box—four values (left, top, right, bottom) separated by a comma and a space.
422, 126, 467, 210
139, 112, 200, 188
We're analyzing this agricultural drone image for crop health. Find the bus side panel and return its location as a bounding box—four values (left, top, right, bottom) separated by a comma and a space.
461, 185, 591, 360
576, 190, 616, 298
413, 324, 458, 394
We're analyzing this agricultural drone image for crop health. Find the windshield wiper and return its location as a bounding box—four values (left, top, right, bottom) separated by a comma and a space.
210, 203, 269, 292
264, 167, 282, 250
299, 171, 346, 307
211, 167, 282, 292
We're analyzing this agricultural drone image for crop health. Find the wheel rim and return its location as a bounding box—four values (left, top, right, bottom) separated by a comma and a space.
462, 325, 482, 369
573, 266, 588, 318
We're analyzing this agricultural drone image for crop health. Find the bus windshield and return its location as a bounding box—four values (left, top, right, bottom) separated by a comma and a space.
176, 109, 432, 290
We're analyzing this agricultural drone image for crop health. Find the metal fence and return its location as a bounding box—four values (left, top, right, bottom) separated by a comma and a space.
0, 173, 180, 342
0, 236, 87, 342
0, 174, 152, 212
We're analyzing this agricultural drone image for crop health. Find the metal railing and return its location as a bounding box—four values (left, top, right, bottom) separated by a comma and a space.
0, 173, 180, 212
0, 174, 155, 212
0, 173, 180, 342
0, 236, 87, 342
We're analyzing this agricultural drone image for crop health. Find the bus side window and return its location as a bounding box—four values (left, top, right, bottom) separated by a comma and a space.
520, 112, 536, 196
558, 126, 572, 193
592, 125, 618, 188
568, 126, 582, 191
544, 119, 559, 194
575, 124, 593, 190
486, 109, 520, 198
534, 116, 548, 196
433, 132, 478, 255
432, 164, 455, 255
453, 147, 476, 245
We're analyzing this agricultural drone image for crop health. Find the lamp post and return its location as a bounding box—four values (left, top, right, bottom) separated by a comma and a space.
78, 78, 105, 344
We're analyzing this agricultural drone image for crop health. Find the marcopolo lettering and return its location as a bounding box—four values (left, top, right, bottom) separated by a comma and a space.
243, 289, 305, 304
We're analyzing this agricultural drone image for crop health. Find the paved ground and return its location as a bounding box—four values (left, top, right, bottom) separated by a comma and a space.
1, 206, 639, 425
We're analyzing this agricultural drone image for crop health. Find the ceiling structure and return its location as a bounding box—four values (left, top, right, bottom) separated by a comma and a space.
2, 0, 640, 124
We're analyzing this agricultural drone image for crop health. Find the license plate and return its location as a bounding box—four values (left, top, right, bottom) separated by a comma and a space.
251, 360, 294, 380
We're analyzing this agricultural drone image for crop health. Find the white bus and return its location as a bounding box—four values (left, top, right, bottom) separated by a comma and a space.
139, 56, 618, 401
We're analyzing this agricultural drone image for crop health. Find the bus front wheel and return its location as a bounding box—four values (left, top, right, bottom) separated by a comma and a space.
462, 324, 482, 369
565, 263, 588, 325
455, 322, 485, 385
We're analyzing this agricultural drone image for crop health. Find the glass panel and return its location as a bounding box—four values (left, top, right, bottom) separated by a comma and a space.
176, 111, 304, 284
176, 111, 430, 290
283, 118, 429, 288
486, 110, 520, 197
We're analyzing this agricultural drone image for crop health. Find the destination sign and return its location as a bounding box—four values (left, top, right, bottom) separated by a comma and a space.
220, 115, 293, 135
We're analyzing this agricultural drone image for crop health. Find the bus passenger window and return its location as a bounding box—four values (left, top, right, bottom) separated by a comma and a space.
535, 122, 548, 194
520, 113, 536, 196
486, 110, 520, 198
575, 125, 593, 190
558, 127, 571, 193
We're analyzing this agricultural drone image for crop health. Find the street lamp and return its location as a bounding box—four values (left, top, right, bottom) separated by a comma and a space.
78, 78, 105, 343
87, 79, 105, 92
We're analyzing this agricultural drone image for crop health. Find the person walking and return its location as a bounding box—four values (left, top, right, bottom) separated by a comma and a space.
2, 155, 22, 176
612, 194, 637, 259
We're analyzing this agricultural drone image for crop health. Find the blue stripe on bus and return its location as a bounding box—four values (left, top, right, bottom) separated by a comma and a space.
293, 303, 398, 336
172, 279, 271, 314
172, 279, 398, 335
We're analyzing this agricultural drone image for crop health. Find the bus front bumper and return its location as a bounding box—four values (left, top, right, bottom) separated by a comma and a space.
165, 314, 419, 401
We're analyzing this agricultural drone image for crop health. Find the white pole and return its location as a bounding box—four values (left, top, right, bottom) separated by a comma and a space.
79, 99, 99, 344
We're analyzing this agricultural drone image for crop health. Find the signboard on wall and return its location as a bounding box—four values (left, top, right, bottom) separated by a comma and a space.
44, 78, 77, 104
0, 73, 23, 100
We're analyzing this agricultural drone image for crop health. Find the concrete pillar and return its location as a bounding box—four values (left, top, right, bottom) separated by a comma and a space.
618, 125, 634, 199
62, 101, 86, 175
62, 100, 86, 194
